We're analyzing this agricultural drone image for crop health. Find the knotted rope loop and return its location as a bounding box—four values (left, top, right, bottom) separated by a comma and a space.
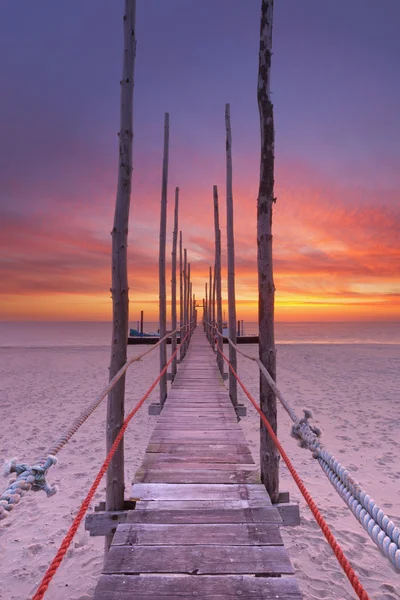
0, 455, 57, 520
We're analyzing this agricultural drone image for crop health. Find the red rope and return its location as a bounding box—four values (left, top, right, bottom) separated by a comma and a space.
32, 329, 191, 600
218, 347, 370, 600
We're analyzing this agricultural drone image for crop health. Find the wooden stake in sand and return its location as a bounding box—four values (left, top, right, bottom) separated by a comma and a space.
159, 113, 170, 407
208, 266, 212, 343
225, 103, 238, 407
106, 0, 136, 550
183, 248, 188, 357
179, 231, 183, 359
213, 185, 223, 375
171, 187, 179, 380
257, 0, 279, 502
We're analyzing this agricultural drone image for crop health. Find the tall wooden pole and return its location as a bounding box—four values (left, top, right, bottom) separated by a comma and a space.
213, 185, 223, 375
187, 262, 191, 336
179, 231, 183, 359
212, 266, 216, 351
208, 266, 212, 343
183, 248, 187, 358
140, 310, 144, 334
225, 103, 237, 407
159, 113, 169, 407
204, 282, 208, 333
106, 0, 136, 551
257, 0, 279, 502
189, 281, 193, 333
171, 187, 179, 380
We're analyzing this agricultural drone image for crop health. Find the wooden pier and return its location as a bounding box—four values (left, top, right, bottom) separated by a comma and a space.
92, 328, 301, 598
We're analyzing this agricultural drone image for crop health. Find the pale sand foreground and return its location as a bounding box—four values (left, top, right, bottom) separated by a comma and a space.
0, 341, 399, 599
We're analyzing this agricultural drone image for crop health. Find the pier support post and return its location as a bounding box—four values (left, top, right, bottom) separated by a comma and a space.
225, 103, 238, 407
213, 185, 224, 375
171, 187, 179, 381
106, 0, 136, 554
159, 113, 169, 408
257, 0, 279, 503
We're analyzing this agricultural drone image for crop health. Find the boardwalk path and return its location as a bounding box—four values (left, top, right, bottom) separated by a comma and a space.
94, 328, 301, 598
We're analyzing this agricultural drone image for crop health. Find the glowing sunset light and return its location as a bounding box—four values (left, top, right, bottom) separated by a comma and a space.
0, 1, 399, 323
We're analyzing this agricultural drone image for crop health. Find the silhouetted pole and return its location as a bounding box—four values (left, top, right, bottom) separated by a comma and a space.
213, 185, 223, 375
183, 248, 187, 357
106, 0, 136, 553
179, 231, 183, 359
140, 310, 144, 334
208, 267, 212, 342
189, 281, 193, 334
204, 282, 208, 333
159, 113, 169, 408
225, 103, 237, 407
257, 0, 279, 503
171, 187, 179, 380
187, 263, 191, 343
212, 266, 216, 351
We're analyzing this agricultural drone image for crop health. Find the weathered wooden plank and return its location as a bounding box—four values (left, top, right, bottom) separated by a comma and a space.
94, 574, 302, 599
85, 510, 129, 537
155, 421, 240, 429
104, 544, 294, 575
127, 506, 281, 524
133, 499, 271, 510
145, 443, 252, 455
130, 483, 270, 502
142, 452, 254, 465
135, 468, 261, 484
112, 522, 283, 546
136, 461, 257, 473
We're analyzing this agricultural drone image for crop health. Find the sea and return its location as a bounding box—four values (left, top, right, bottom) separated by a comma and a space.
0, 320, 399, 348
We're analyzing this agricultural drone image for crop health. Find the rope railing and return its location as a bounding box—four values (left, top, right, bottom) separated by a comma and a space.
206, 321, 400, 572
0, 323, 192, 521
217, 345, 370, 600
32, 326, 193, 600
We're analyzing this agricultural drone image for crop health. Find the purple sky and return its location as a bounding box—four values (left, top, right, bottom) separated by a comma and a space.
1, 1, 399, 320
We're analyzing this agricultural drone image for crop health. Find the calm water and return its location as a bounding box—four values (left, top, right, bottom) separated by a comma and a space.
0, 321, 399, 348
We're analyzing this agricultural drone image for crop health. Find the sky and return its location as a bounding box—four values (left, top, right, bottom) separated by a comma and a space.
1, 0, 399, 322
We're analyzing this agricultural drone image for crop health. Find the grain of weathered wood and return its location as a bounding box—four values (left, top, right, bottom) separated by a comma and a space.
104, 544, 294, 575
127, 506, 281, 524
131, 483, 270, 502
133, 499, 272, 511
112, 522, 283, 546
95, 574, 302, 599
135, 468, 261, 484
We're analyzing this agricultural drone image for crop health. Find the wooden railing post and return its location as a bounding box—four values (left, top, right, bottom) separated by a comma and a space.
213, 185, 224, 375
225, 103, 237, 407
183, 249, 188, 358
257, 0, 279, 503
159, 112, 169, 408
179, 232, 183, 360
171, 187, 179, 380
106, 0, 136, 554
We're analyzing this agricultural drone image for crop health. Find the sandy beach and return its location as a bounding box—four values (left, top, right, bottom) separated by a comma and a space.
0, 336, 399, 599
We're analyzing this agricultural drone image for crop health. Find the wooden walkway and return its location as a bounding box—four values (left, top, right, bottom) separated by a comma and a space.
93, 328, 302, 599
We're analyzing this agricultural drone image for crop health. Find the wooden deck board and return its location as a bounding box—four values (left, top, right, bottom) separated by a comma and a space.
93, 328, 300, 599
95, 574, 302, 599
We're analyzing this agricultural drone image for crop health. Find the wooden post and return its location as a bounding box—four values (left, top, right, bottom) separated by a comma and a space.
189, 281, 193, 334
212, 266, 216, 351
183, 248, 187, 358
208, 266, 212, 343
213, 185, 223, 375
140, 311, 144, 334
179, 231, 183, 359
171, 187, 179, 380
257, 0, 279, 503
106, 0, 136, 553
225, 103, 237, 406
159, 112, 169, 408
187, 262, 191, 339
204, 282, 208, 334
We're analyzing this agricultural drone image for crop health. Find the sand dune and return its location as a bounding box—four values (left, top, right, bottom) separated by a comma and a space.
0, 341, 399, 599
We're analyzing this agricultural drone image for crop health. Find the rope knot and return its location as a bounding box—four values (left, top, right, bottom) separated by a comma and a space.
1, 455, 58, 519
